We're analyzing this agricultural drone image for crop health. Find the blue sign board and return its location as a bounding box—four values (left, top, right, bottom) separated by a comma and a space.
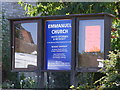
46, 19, 72, 70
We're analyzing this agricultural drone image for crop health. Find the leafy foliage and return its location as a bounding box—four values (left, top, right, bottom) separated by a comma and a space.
19, 73, 37, 89
18, 2, 65, 16
70, 51, 120, 89
111, 22, 120, 51
18, 2, 120, 16
2, 13, 19, 89
2, 73, 37, 89
2, 15, 18, 82
2, 80, 15, 89
94, 50, 120, 88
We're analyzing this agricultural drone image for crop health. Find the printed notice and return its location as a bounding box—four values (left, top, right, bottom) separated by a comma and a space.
85, 26, 101, 52
46, 19, 72, 70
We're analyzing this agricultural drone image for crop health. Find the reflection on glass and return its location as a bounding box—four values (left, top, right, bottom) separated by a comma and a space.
14, 23, 37, 68
78, 19, 104, 68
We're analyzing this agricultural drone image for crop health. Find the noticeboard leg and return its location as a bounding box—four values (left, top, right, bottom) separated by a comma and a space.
36, 71, 44, 89
70, 71, 75, 87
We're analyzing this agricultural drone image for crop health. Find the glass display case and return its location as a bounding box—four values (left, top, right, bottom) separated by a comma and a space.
9, 13, 114, 73
11, 20, 38, 71
78, 19, 104, 68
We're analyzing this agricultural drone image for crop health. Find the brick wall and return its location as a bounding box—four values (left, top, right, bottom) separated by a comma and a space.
20, 29, 34, 44
15, 38, 37, 54
15, 24, 36, 53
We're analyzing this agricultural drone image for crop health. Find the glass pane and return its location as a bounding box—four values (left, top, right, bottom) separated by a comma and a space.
14, 22, 37, 68
78, 19, 104, 68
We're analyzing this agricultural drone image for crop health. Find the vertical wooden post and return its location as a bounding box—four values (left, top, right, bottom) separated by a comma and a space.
37, 19, 44, 89
104, 15, 113, 60
70, 17, 76, 86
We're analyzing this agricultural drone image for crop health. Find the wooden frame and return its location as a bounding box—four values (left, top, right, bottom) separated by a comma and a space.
76, 16, 104, 72
10, 19, 40, 72
75, 15, 113, 72
43, 17, 74, 72
9, 13, 114, 87
9, 13, 114, 71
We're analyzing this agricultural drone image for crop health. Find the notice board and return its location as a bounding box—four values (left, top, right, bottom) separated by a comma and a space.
45, 19, 72, 70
